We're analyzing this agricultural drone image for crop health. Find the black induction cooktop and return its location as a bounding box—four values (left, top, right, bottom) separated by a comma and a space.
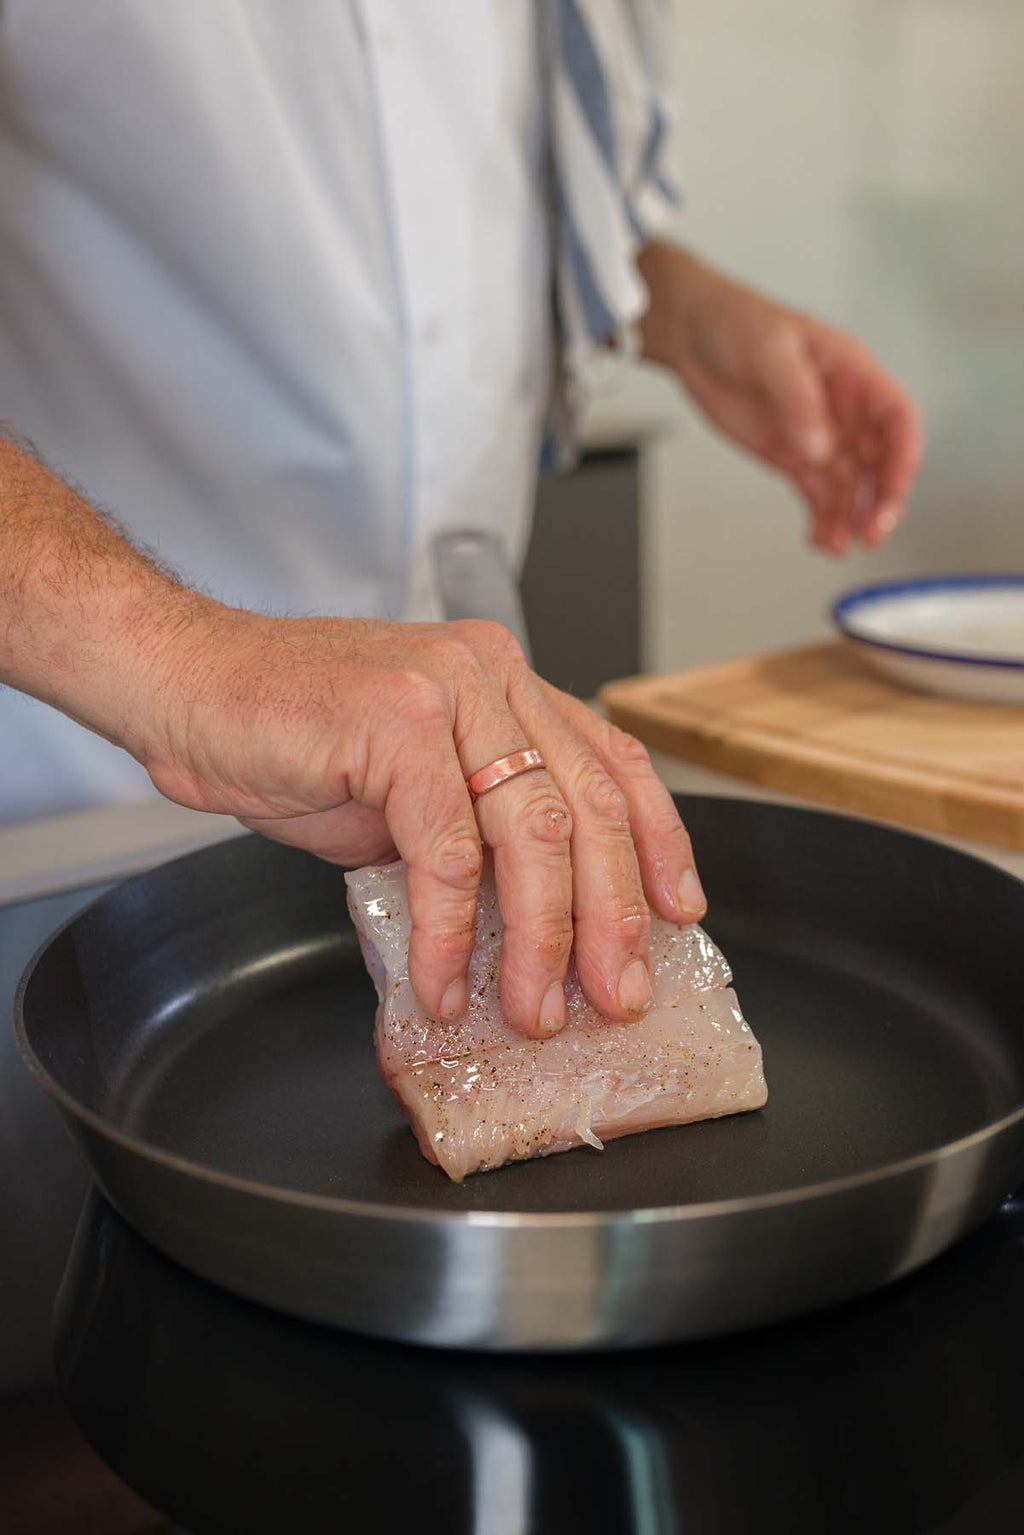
4, 880, 1024, 1535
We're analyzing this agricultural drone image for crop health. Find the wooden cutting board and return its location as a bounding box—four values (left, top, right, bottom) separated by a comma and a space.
600, 642, 1024, 850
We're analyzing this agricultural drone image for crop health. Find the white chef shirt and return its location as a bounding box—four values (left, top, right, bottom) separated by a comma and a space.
0, 1, 553, 822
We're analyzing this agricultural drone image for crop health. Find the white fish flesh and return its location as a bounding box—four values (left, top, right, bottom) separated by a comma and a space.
346, 862, 767, 1181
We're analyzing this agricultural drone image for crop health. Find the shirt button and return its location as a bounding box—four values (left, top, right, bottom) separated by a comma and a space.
418, 318, 442, 347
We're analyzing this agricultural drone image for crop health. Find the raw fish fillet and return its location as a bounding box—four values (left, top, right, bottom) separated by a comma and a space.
346, 862, 767, 1181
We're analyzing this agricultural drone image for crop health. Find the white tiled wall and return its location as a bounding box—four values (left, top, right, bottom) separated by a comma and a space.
601, 0, 1024, 671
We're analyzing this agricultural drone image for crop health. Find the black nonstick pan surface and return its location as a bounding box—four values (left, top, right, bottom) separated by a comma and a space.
16, 797, 1024, 1349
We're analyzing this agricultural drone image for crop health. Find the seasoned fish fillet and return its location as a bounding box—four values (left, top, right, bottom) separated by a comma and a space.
346, 862, 767, 1181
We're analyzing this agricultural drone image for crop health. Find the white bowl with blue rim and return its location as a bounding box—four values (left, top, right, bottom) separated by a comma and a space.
832, 574, 1024, 705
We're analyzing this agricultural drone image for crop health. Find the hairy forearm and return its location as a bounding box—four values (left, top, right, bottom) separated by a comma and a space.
0, 431, 211, 757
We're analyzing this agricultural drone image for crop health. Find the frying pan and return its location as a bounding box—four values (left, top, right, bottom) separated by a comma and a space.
15, 796, 1024, 1351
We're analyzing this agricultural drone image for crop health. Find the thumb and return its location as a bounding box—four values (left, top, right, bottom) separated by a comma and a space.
755, 325, 835, 464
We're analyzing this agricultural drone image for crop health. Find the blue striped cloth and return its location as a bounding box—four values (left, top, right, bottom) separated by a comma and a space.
547, 0, 680, 460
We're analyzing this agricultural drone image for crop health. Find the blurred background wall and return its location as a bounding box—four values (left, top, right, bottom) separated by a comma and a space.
586, 0, 1024, 673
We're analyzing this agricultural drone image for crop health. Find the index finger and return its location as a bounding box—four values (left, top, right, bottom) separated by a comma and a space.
382, 689, 483, 1022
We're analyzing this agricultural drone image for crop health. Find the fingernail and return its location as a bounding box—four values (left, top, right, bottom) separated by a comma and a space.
873, 504, 900, 537
677, 867, 706, 918
538, 982, 566, 1036
796, 425, 832, 464
618, 958, 652, 1013
440, 980, 467, 1020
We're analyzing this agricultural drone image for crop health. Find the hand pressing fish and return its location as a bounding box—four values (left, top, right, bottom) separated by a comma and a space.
346, 862, 767, 1181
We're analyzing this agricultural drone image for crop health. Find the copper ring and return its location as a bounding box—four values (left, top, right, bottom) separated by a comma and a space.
466, 748, 546, 804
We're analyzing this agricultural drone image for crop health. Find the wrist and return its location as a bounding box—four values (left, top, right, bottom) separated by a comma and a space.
105, 586, 235, 767
2, 545, 211, 767
637, 242, 723, 373
0, 435, 233, 766
132, 603, 363, 809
